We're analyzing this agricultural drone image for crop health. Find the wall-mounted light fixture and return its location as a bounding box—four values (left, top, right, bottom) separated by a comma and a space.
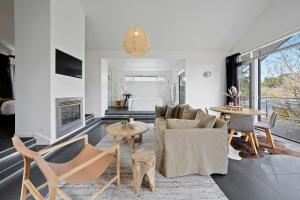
203, 71, 212, 78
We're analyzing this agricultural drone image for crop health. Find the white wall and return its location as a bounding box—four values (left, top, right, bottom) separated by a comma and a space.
108, 69, 173, 106
185, 53, 226, 109
85, 51, 101, 116
85, 50, 227, 116
15, 0, 85, 144
15, 0, 52, 143
50, 0, 85, 142
100, 59, 108, 117
232, 0, 300, 53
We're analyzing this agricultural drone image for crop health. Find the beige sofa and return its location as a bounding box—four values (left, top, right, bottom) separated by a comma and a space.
155, 105, 229, 177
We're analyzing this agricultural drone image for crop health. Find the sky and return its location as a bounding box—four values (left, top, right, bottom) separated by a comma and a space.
260, 33, 300, 81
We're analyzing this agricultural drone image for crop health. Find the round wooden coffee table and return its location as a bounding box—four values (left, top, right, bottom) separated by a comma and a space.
106, 121, 149, 149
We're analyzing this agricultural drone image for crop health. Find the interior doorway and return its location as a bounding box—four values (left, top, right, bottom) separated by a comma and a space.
178, 71, 186, 104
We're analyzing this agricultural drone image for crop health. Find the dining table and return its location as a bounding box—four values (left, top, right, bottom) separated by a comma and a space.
210, 106, 267, 120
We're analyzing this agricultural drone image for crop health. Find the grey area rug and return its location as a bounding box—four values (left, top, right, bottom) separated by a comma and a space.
57, 125, 228, 200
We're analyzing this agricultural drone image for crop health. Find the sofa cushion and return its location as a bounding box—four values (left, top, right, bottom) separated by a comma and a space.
214, 118, 227, 128
173, 105, 181, 118
196, 113, 217, 128
177, 104, 187, 119
181, 105, 198, 120
166, 119, 201, 129
165, 105, 175, 119
195, 109, 207, 119
155, 105, 166, 118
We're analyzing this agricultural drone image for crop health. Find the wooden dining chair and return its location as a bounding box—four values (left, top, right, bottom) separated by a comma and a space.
12, 135, 120, 200
254, 112, 278, 148
272, 106, 300, 123
228, 114, 258, 155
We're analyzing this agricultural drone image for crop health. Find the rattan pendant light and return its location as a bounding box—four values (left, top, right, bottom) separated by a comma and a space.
123, 27, 150, 56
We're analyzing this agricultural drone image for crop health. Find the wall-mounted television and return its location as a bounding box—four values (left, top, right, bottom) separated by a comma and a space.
55, 49, 82, 79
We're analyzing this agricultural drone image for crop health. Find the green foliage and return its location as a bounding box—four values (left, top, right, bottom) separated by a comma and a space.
241, 79, 249, 96
240, 64, 250, 97
262, 76, 282, 88
121, 120, 129, 126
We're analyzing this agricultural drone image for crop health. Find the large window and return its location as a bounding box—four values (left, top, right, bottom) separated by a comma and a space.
238, 63, 252, 108
260, 40, 300, 118
239, 33, 300, 142
124, 76, 166, 82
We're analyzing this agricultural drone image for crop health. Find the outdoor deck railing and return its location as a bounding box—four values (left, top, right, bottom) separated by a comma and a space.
260, 96, 300, 117
239, 96, 300, 119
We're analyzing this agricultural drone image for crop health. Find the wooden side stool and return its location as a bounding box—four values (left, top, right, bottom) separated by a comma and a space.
132, 148, 156, 193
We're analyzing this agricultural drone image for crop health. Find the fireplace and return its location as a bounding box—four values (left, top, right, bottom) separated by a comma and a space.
56, 97, 83, 138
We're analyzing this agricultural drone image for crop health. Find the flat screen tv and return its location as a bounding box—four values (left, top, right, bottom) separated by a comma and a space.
55, 49, 82, 79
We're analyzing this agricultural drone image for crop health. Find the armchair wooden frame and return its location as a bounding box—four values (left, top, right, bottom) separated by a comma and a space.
13, 135, 121, 200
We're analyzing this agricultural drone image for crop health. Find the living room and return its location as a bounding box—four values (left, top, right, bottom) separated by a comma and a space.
0, 0, 300, 200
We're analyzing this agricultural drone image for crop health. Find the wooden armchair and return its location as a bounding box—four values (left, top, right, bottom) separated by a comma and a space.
12, 135, 120, 200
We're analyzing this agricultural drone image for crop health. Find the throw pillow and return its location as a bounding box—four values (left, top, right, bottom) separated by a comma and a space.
155, 105, 166, 117
177, 104, 187, 119
195, 109, 207, 120
166, 119, 201, 129
197, 114, 217, 128
173, 104, 181, 118
181, 105, 198, 120
165, 105, 175, 119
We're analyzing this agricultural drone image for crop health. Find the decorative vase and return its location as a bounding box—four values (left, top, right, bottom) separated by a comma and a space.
129, 118, 134, 124
232, 96, 239, 106
115, 100, 122, 109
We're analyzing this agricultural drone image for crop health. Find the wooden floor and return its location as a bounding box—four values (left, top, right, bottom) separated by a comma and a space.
0, 122, 300, 200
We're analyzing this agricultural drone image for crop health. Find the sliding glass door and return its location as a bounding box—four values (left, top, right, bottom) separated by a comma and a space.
258, 37, 300, 142
237, 63, 252, 108
237, 33, 300, 142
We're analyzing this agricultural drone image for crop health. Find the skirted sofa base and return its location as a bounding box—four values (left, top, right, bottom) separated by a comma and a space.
155, 114, 229, 177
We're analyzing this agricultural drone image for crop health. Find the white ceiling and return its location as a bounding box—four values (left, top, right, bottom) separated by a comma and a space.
80, 0, 271, 52
107, 58, 181, 71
